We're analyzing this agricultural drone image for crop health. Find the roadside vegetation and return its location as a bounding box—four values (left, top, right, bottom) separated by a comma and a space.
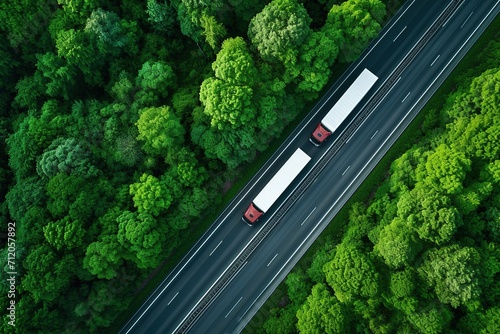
246, 14, 500, 334
0, 0, 391, 332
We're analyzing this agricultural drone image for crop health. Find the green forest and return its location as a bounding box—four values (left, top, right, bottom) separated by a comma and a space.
255, 26, 500, 334
0, 0, 390, 332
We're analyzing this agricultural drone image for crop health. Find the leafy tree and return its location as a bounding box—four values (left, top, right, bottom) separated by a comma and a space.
117, 210, 166, 269
76, 279, 133, 332
129, 173, 174, 216
6, 176, 46, 223
174, 0, 225, 48
13, 72, 47, 110
22, 243, 75, 303
199, 77, 256, 129
212, 37, 258, 86
84, 234, 125, 280
248, 0, 311, 68
46, 172, 85, 218
424, 144, 471, 195
199, 12, 227, 51
37, 137, 98, 179
136, 106, 185, 156
83, 208, 127, 279
397, 185, 462, 245
458, 307, 500, 333
325, 0, 385, 63
374, 217, 421, 269
55, 28, 104, 85
0, 0, 56, 51
136, 60, 176, 97
324, 242, 380, 303
35, 52, 77, 100
7, 113, 58, 180
386, 269, 418, 315
295, 31, 340, 98
419, 245, 481, 308
85, 8, 129, 56
175, 162, 208, 188
406, 302, 453, 333
296, 283, 348, 334
146, 0, 177, 34
43, 216, 86, 251
285, 270, 311, 304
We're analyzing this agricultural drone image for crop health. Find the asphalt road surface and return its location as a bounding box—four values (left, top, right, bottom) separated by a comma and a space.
119, 1, 499, 333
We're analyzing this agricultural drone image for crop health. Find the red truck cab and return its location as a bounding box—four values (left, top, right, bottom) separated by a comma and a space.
309, 122, 332, 146
242, 203, 263, 225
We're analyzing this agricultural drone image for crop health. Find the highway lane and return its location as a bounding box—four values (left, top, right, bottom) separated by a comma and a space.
119, 1, 498, 333
188, 1, 500, 333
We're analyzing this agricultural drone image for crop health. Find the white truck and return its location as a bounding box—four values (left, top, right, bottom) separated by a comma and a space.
310, 68, 378, 146
243, 148, 311, 225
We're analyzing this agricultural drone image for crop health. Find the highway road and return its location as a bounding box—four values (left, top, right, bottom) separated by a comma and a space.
119, 1, 499, 333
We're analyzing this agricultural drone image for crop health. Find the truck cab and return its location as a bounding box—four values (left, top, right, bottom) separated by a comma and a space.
309, 122, 332, 146
242, 203, 263, 225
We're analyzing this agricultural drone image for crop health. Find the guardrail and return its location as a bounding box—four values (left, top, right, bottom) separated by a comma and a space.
173, 1, 462, 332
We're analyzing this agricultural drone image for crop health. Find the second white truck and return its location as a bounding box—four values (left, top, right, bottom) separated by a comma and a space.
310, 68, 378, 146
243, 148, 311, 225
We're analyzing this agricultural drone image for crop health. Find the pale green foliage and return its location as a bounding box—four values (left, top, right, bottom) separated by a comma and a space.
85, 8, 128, 54
296, 283, 347, 334
200, 12, 227, 50
199, 77, 256, 130
248, 0, 311, 66
136, 60, 176, 96
136, 106, 185, 156
374, 217, 421, 269
129, 173, 173, 216
324, 243, 379, 303
43, 217, 85, 251
212, 37, 258, 86
419, 245, 481, 308
176, 162, 208, 188
424, 144, 471, 195
37, 137, 97, 178
397, 185, 461, 245
326, 0, 385, 63
117, 210, 166, 269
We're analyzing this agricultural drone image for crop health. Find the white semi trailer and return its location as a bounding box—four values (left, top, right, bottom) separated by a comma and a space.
243, 148, 311, 225
310, 68, 378, 146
